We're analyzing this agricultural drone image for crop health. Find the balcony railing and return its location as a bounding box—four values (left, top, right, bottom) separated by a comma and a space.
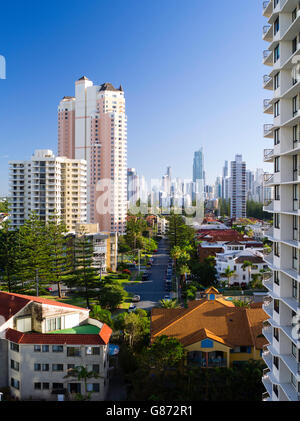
264, 149, 274, 160
263, 0, 270, 10
264, 99, 272, 110
264, 173, 274, 185
263, 75, 272, 85
264, 124, 274, 135
263, 50, 272, 61
263, 25, 271, 35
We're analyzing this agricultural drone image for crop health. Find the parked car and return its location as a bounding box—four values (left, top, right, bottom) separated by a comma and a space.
132, 295, 141, 302
142, 273, 149, 281
45, 287, 53, 292
128, 304, 137, 312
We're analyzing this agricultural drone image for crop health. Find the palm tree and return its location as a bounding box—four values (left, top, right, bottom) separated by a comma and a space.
241, 260, 253, 284
159, 299, 181, 308
222, 266, 236, 286
64, 366, 101, 400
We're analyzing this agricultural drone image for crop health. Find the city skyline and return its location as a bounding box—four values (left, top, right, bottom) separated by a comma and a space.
0, 0, 268, 195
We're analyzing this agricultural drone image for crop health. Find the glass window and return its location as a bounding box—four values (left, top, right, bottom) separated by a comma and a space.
52, 345, 64, 353
42, 345, 49, 352
34, 345, 41, 352
67, 347, 81, 357
274, 44, 280, 62
10, 343, 19, 352
52, 364, 64, 371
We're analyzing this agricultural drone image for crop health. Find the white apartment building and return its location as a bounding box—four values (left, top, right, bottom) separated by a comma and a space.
58, 77, 127, 234
9, 150, 87, 231
216, 244, 267, 285
230, 154, 246, 218
0, 291, 112, 401
262, 0, 300, 401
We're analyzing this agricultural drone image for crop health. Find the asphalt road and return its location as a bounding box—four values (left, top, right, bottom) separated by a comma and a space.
125, 239, 170, 310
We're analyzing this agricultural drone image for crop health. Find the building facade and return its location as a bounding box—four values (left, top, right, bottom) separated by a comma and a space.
0, 291, 112, 401
9, 150, 87, 231
262, 0, 300, 401
230, 154, 246, 219
58, 77, 127, 234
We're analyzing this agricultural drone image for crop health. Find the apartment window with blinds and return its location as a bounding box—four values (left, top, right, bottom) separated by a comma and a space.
293, 279, 298, 299
273, 327, 279, 342
293, 95, 298, 117
293, 125, 298, 146
274, 17, 279, 35
293, 216, 298, 240
294, 155, 298, 181
274, 128, 280, 145
274, 44, 280, 62
274, 271, 280, 286
274, 213, 280, 229
274, 100, 280, 117
274, 73, 280, 90
274, 299, 280, 314
274, 157, 280, 173
292, 8, 297, 22
275, 185, 280, 200
273, 356, 279, 369
292, 36, 298, 54
293, 247, 298, 269
274, 242, 280, 257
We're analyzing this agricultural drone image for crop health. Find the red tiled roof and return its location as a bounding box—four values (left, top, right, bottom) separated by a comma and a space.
0, 292, 30, 322
6, 327, 112, 345
0, 291, 89, 320
197, 229, 245, 243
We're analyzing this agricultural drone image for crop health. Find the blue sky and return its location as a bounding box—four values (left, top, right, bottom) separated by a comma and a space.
0, 0, 269, 195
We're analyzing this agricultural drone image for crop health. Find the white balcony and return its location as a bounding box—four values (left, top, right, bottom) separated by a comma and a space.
264, 124, 274, 138
263, 99, 273, 114
263, 25, 273, 42
280, 382, 300, 401
263, 50, 273, 66
263, 300, 273, 318
263, 199, 274, 213
262, 0, 272, 18
263, 324, 273, 345
264, 148, 274, 162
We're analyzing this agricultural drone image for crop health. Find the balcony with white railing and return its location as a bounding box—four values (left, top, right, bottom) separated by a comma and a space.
264, 172, 274, 186
263, 298, 273, 319
262, 0, 272, 18
263, 25, 273, 42
280, 382, 300, 401
263, 50, 273, 66
263, 99, 273, 114
263, 199, 274, 213
263, 348, 273, 370
264, 148, 274, 162
263, 74, 273, 90
263, 323, 273, 345
264, 124, 274, 138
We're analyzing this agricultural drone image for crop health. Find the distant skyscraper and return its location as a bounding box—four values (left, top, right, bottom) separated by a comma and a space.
127, 168, 140, 204
58, 76, 127, 234
222, 161, 228, 199
214, 177, 222, 199
246, 170, 255, 200
193, 149, 204, 183
230, 154, 246, 218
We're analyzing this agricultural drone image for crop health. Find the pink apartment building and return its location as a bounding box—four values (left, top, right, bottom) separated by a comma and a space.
58, 77, 127, 233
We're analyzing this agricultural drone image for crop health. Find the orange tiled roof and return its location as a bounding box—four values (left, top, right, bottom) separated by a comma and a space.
151, 299, 268, 350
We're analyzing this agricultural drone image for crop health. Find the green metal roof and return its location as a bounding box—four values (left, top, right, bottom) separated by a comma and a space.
48, 324, 100, 335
